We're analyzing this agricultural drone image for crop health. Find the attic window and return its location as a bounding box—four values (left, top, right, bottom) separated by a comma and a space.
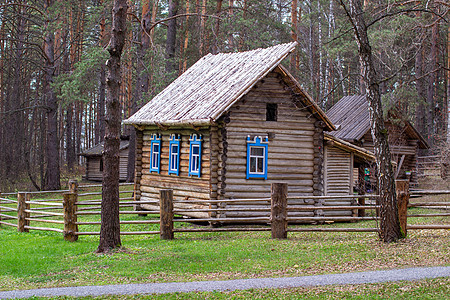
266, 103, 278, 121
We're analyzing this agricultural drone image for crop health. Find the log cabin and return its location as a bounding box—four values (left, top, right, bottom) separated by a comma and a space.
326, 95, 429, 187
80, 139, 130, 181
124, 42, 340, 221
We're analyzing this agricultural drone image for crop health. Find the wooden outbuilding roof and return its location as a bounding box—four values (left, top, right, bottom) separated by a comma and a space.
124, 42, 334, 131
324, 133, 375, 161
80, 140, 129, 157
327, 95, 428, 149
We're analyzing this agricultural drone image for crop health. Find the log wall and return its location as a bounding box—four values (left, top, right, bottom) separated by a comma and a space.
220, 71, 321, 219
138, 127, 212, 218
85, 148, 129, 181
323, 145, 354, 216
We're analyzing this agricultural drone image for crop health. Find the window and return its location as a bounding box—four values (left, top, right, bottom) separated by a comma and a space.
168, 134, 181, 175
246, 136, 268, 179
99, 158, 103, 172
150, 133, 161, 173
189, 134, 202, 177
266, 103, 278, 121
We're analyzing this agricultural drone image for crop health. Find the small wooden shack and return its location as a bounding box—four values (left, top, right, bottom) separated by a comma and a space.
124, 42, 339, 221
323, 133, 376, 217
326, 95, 429, 186
324, 133, 375, 196
80, 139, 130, 181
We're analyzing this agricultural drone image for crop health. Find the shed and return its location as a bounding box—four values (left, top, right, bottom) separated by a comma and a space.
80, 139, 130, 181
326, 95, 429, 186
323, 133, 375, 217
124, 42, 338, 221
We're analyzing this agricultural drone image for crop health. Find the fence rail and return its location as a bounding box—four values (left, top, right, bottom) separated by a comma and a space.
1, 180, 448, 240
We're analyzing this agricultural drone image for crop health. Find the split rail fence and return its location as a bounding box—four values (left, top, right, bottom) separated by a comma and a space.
1, 181, 448, 241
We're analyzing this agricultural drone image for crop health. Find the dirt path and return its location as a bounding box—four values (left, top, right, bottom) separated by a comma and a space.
1, 266, 449, 299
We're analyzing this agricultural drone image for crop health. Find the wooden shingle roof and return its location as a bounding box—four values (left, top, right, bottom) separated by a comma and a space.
124, 43, 334, 131
324, 133, 375, 161
327, 95, 370, 141
80, 140, 129, 157
327, 95, 428, 149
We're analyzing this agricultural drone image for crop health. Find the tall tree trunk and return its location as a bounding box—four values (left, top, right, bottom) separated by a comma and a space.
447, 26, 450, 142
96, 2, 107, 145
165, 0, 179, 75
126, 0, 154, 183
43, 0, 61, 190
341, 0, 402, 243
199, 0, 207, 55
415, 47, 426, 138
97, 0, 128, 253
426, 21, 439, 147
211, 0, 222, 54
290, 0, 298, 70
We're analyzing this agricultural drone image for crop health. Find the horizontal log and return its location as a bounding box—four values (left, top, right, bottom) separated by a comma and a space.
174, 227, 271, 232
407, 225, 450, 230
408, 202, 450, 207
24, 218, 64, 224
24, 226, 64, 233
407, 213, 450, 217
288, 227, 379, 232
0, 221, 18, 227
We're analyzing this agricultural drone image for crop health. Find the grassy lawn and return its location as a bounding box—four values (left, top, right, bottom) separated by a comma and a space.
0, 177, 448, 298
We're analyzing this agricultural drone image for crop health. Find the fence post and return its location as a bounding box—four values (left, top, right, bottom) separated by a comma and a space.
396, 180, 409, 238
270, 183, 288, 239
68, 179, 78, 194
17, 192, 30, 232
63, 192, 78, 242
160, 189, 174, 240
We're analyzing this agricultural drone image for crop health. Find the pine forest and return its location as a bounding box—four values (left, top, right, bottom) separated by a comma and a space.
0, 0, 449, 192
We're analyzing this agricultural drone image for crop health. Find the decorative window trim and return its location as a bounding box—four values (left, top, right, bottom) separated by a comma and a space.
168, 134, 181, 175
246, 135, 269, 179
189, 134, 202, 177
150, 133, 161, 173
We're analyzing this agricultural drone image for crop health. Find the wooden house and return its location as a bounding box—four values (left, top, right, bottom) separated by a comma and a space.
124, 42, 341, 221
326, 95, 429, 186
80, 139, 130, 181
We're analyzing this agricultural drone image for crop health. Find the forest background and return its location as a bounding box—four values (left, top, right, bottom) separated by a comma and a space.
0, 0, 448, 192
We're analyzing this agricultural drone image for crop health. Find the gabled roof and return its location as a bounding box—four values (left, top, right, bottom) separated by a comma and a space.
124, 43, 334, 131
327, 95, 428, 149
326, 95, 370, 141
80, 140, 129, 157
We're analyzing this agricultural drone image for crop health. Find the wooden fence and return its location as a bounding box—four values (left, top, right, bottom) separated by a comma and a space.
1, 181, 448, 241
407, 189, 450, 231
417, 155, 441, 176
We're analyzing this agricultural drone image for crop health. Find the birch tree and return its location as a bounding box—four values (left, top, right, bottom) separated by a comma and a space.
339, 0, 402, 242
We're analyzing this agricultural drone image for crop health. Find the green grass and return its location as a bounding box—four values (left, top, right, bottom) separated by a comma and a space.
0, 180, 448, 296
1, 220, 449, 292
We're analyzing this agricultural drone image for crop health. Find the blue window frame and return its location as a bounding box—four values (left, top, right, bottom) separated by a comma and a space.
246, 136, 268, 179
149, 133, 161, 173
189, 134, 202, 177
168, 134, 181, 175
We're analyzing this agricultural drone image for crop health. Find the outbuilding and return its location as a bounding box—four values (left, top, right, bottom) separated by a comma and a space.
326, 95, 429, 187
124, 42, 336, 220
80, 139, 130, 182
